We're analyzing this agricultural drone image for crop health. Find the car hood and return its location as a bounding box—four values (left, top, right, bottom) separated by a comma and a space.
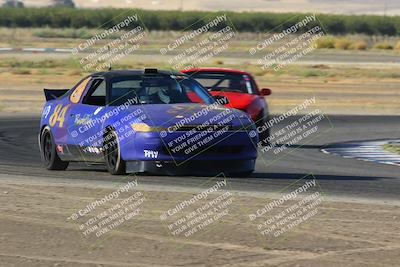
209, 91, 259, 111
121, 103, 252, 127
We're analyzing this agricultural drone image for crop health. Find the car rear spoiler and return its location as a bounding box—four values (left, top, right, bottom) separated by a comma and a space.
43, 89, 69, 101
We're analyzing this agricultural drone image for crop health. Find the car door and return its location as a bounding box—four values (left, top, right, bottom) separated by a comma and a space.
47, 76, 91, 162
66, 77, 107, 162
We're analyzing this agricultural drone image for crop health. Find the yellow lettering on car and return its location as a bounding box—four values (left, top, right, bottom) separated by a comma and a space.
49, 104, 70, 128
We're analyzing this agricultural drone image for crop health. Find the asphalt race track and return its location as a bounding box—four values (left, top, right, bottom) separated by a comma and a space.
0, 115, 399, 201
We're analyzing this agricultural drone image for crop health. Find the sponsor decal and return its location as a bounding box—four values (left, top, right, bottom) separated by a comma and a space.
74, 114, 94, 126
144, 149, 159, 159
42, 105, 52, 119
84, 146, 103, 154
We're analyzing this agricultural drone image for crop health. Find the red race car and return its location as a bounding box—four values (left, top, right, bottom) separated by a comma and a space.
181, 68, 272, 143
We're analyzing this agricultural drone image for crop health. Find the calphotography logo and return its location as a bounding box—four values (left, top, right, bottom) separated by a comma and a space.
67, 98, 147, 163
247, 175, 325, 246
72, 13, 147, 71
68, 179, 145, 239
155, 96, 251, 166
254, 96, 334, 167
249, 13, 325, 71
160, 13, 237, 70
159, 174, 235, 239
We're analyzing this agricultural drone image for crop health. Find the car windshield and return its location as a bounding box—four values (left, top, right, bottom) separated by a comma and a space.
108, 75, 215, 106
187, 72, 257, 94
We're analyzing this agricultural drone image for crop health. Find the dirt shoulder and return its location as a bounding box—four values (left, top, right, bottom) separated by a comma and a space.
0, 176, 399, 267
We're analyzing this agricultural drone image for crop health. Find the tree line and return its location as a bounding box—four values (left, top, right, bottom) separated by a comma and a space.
0, 7, 399, 36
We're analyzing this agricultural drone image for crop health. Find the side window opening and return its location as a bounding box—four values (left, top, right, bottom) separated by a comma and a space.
82, 79, 106, 106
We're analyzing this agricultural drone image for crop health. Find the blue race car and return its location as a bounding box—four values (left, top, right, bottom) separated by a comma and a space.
39, 69, 258, 175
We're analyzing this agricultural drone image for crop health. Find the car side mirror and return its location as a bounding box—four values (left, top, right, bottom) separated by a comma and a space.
260, 88, 272, 96
213, 95, 229, 105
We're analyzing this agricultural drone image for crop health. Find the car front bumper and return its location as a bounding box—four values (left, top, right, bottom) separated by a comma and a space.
126, 159, 255, 175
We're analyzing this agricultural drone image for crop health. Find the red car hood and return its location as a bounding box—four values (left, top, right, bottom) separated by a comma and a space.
209, 91, 258, 110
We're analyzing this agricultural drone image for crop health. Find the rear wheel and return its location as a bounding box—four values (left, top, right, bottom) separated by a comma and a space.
104, 130, 126, 175
40, 128, 69, 170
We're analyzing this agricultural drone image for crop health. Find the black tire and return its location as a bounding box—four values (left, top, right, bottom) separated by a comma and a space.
104, 130, 126, 175
40, 128, 69, 170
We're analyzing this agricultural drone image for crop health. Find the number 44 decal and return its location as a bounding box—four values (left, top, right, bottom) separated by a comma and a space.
49, 104, 70, 128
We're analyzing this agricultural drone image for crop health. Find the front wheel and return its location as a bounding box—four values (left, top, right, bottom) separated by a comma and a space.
104, 130, 126, 175
40, 128, 69, 170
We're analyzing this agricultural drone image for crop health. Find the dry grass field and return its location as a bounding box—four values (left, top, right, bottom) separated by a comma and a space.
0, 53, 399, 115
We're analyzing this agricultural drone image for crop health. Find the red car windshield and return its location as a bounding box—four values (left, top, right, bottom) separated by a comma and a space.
187, 72, 258, 95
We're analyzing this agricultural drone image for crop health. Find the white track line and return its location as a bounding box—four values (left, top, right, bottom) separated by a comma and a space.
321, 139, 400, 167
